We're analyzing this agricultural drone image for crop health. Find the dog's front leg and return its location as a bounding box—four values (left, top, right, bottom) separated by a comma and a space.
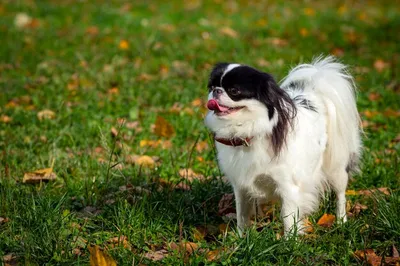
233, 187, 254, 236
281, 198, 302, 235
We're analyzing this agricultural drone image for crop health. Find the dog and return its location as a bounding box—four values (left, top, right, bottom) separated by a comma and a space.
204, 56, 362, 235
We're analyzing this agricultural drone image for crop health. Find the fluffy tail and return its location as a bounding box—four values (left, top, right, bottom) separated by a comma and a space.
282, 56, 362, 172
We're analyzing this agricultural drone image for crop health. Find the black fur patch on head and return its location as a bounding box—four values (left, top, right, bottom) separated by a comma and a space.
209, 63, 297, 156
208, 63, 230, 90
287, 80, 307, 91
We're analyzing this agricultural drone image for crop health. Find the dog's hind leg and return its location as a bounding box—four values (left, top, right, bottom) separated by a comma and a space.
329, 169, 349, 223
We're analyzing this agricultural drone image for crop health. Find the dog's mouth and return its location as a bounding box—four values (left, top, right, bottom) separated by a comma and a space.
207, 99, 244, 116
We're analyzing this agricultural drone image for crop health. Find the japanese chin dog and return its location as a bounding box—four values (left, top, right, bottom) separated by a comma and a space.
204, 56, 362, 235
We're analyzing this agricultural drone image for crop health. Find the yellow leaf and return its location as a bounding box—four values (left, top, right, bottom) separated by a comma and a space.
178, 168, 204, 182
140, 139, 172, 149
37, 109, 56, 120
107, 87, 119, 95
299, 28, 309, 37
303, 217, 314, 233
193, 226, 207, 241
154, 116, 175, 138
191, 98, 203, 107
219, 27, 238, 38
119, 40, 129, 50
303, 8, 315, 16
0, 115, 12, 123
132, 155, 156, 168
317, 213, 335, 228
345, 190, 358, 196
207, 248, 224, 261
89, 245, 117, 266
23, 168, 57, 184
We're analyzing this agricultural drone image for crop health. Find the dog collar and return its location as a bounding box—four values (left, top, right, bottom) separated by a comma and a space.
214, 136, 253, 147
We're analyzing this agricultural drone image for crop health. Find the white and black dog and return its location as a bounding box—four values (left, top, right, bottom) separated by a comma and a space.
205, 56, 362, 235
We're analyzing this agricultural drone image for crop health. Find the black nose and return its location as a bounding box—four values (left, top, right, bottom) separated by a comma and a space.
213, 88, 223, 98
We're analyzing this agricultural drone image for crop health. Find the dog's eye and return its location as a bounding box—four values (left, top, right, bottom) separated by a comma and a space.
228, 88, 240, 95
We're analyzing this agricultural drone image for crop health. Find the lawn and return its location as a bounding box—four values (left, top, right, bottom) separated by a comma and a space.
0, 0, 399, 265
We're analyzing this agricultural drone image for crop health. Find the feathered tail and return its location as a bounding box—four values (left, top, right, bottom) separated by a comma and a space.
281, 56, 362, 172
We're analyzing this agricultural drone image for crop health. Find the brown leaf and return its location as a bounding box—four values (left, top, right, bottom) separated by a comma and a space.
368, 92, 381, 101
393, 245, 399, 258
299, 28, 309, 37
303, 7, 315, 16
89, 245, 117, 266
168, 241, 199, 254
219, 27, 238, 38
358, 187, 390, 196
3, 253, 17, 266
110, 127, 118, 138
139, 139, 172, 149
351, 202, 368, 215
37, 109, 56, 120
353, 249, 400, 266
383, 109, 400, 118
196, 141, 209, 152
267, 37, 288, 47
178, 168, 204, 182
362, 110, 379, 119
86, 26, 99, 36
218, 223, 228, 234
346, 190, 358, 196
373, 59, 388, 72
317, 213, 335, 228
303, 217, 314, 233
206, 248, 225, 261
0, 114, 12, 123
107, 235, 130, 249
154, 116, 175, 138
331, 47, 345, 57
218, 193, 235, 216
193, 226, 207, 241
0, 217, 9, 224
143, 249, 168, 261
126, 155, 156, 168
119, 40, 129, 50
191, 98, 203, 107
23, 168, 57, 184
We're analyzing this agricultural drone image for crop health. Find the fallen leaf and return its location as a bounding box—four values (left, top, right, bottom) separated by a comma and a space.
23, 168, 57, 184
393, 245, 399, 258
0, 217, 9, 224
191, 98, 203, 107
362, 110, 379, 119
107, 87, 119, 95
317, 213, 335, 228
169, 242, 199, 255
353, 249, 400, 266
0, 115, 12, 123
373, 59, 388, 72
267, 37, 288, 47
346, 190, 358, 196
119, 40, 129, 50
207, 248, 224, 261
331, 47, 345, 57
154, 116, 175, 138
3, 253, 17, 266
219, 27, 238, 38
303, 7, 315, 16
172, 61, 194, 77
358, 187, 390, 196
193, 226, 207, 241
86, 26, 99, 36
368, 92, 381, 101
139, 139, 172, 149
110, 127, 118, 138
300, 28, 309, 37
195, 141, 209, 152
89, 245, 117, 266
383, 109, 400, 118
351, 202, 368, 215
303, 217, 314, 233
178, 168, 204, 182
14, 13, 32, 28
218, 223, 228, 234
107, 235, 130, 249
37, 109, 56, 120
257, 59, 271, 68
218, 193, 235, 216
143, 249, 169, 261
126, 155, 156, 168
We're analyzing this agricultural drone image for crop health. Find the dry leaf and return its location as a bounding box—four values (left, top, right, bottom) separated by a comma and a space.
140, 139, 172, 149
143, 249, 168, 261
110, 127, 118, 138
0, 115, 12, 123
373, 59, 388, 72
193, 226, 207, 241
191, 98, 203, 107
393, 245, 399, 258
218, 223, 228, 234
89, 245, 117, 266
3, 253, 17, 266
169, 242, 199, 255
219, 27, 238, 38
331, 47, 345, 57
300, 28, 309, 37
358, 187, 390, 196
346, 190, 358, 196
353, 249, 400, 266
218, 193, 235, 216
126, 155, 156, 168
0, 217, 9, 224
383, 109, 400, 118
86, 26, 99, 36
154, 116, 175, 138
23, 168, 57, 184
317, 213, 335, 228
119, 40, 129, 50
195, 141, 209, 152
37, 109, 56, 120
107, 87, 119, 95
178, 168, 204, 182
368, 92, 381, 101
303, 217, 314, 233
207, 248, 225, 261
362, 110, 379, 119
351, 202, 368, 215
303, 7, 315, 16
107, 235, 130, 249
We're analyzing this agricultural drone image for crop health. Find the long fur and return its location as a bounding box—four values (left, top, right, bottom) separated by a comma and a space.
205, 56, 362, 235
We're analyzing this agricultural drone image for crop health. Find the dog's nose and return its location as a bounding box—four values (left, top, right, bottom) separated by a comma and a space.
213, 88, 223, 98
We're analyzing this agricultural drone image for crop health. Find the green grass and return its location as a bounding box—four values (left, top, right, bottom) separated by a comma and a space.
0, 0, 399, 265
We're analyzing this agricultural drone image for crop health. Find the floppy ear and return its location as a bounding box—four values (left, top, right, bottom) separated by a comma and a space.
208, 63, 230, 88
257, 74, 297, 156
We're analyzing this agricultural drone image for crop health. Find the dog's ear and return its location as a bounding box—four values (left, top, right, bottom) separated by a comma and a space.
257, 74, 297, 156
208, 63, 230, 88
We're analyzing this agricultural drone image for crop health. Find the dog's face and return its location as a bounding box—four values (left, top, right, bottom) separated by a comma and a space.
204, 63, 282, 139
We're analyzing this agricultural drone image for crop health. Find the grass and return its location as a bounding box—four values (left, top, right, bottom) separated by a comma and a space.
0, 0, 399, 265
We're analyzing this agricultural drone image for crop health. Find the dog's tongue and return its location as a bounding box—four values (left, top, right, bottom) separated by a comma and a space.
207, 99, 229, 112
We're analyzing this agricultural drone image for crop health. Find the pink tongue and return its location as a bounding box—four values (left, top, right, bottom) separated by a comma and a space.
207, 99, 229, 112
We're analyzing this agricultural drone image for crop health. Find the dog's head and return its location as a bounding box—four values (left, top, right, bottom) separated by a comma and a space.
204, 63, 295, 154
